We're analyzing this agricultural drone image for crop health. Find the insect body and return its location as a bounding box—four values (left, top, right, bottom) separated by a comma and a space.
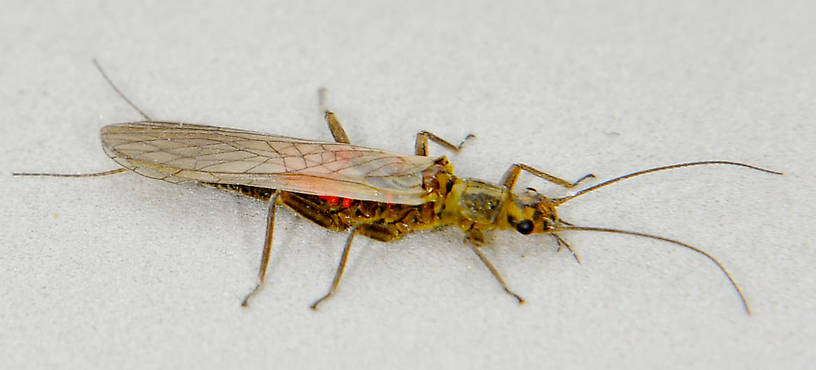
15, 62, 783, 312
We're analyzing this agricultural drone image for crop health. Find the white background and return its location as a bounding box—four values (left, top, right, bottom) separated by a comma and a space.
1, 1, 813, 369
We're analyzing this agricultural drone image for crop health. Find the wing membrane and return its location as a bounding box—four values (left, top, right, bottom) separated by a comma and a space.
101, 121, 438, 204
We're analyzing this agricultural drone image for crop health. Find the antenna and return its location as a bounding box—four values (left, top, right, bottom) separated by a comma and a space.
555, 161, 782, 205
550, 225, 752, 315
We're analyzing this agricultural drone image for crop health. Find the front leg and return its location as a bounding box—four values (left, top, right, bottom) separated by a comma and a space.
501, 163, 595, 191
465, 229, 525, 304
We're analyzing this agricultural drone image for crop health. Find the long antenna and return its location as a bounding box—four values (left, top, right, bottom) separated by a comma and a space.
550, 225, 751, 315
555, 161, 782, 205
92, 59, 152, 121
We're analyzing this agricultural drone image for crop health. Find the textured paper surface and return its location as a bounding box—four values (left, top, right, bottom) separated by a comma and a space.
1, 1, 813, 369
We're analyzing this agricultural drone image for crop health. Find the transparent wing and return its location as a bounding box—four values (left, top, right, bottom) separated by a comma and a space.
100, 121, 439, 205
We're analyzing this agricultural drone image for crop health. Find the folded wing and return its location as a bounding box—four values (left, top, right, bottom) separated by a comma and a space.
101, 121, 438, 205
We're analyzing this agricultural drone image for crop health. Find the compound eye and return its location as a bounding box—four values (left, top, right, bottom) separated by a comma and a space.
516, 220, 534, 235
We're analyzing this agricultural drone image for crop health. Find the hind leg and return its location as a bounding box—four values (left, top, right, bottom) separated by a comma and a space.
241, 190, 282, 307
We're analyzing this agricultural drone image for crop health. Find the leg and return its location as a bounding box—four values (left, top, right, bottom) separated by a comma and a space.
415, 131, 475, 156
469, 241, 525, 304
357, 223, 406, 242
310, 225, 360, 310
318, 88, 351, 144
241, 190, 281, 307
501, 163, 595, 191
278, 192, 347, 232
317, 88, 474, 153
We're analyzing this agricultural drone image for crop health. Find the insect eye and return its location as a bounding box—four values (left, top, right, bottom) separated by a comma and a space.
516, 220, 534, 235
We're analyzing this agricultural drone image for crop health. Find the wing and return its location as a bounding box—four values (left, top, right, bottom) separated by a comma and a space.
100, 121, 440, 205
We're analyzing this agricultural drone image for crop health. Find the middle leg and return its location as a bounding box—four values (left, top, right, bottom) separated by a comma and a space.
415, 131, 475, 156
310, 225, 360, 310
318, 88, 351, 144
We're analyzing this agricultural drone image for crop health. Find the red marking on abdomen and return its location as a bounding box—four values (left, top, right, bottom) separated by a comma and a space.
318, 195, 340, 206
318, 195, 355, 208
